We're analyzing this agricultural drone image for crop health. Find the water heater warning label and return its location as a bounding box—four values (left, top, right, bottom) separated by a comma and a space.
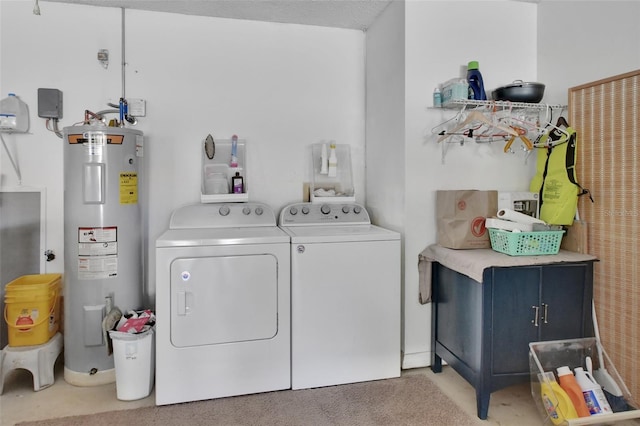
77, 227, 118, 279
120, 173, 138, 204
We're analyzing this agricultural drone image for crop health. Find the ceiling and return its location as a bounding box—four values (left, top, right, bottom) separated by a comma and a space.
40, 0, 395, 31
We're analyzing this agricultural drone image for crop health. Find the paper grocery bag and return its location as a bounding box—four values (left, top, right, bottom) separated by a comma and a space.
436, 190, 498, 249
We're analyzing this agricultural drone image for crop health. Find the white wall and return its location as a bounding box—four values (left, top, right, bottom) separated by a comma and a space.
369, 0, 538, 368
538, 1, 640, 104
0, 1, 366, 301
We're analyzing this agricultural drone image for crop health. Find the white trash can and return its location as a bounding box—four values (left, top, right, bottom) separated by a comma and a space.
108, 327, 155, 401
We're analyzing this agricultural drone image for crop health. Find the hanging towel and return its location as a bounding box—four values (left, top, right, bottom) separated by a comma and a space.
418, 251, 433, 304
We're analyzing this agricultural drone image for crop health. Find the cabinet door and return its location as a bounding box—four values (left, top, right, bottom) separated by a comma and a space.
491, 267, 540, 374
540, 263, 590, 341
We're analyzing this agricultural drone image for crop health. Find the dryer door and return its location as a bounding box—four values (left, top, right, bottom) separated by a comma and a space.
170, 254, 278, 347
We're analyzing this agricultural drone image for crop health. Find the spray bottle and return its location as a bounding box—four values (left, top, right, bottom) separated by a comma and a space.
327, 142, 337, 178
574, 367, 613, 415
320, 143, 328, 175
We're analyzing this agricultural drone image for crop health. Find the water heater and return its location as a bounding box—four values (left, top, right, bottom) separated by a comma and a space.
63, 125, 145, 386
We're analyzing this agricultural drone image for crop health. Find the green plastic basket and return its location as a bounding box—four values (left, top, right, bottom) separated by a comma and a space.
488, 228, 565, 256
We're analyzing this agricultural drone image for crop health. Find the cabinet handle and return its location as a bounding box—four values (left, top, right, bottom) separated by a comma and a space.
531, 305, 540, 327
542, 303, 549, 324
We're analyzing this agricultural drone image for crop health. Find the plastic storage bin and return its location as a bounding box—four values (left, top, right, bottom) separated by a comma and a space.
441, 78, 469, 105
529, 337, 640, 425
109, 327, 155, 401
4, 274, 61, 347
489, 228, 564, 256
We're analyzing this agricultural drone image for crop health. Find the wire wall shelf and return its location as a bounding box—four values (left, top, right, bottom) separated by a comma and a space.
441, 99, 567, 111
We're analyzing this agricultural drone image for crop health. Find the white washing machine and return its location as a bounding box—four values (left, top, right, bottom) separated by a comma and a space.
155, 202, 290, 405
279, 202, 401, 390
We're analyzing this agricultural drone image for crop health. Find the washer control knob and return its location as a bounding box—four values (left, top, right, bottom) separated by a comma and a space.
219, 205, 230, 216
320, 204, 331, 215
353, 205, 362, 214
255, 207, 264, 215
301, 205, 310, 215
242, 206, 251, 215
342, 205, 350, 214
289, 206, 298, 216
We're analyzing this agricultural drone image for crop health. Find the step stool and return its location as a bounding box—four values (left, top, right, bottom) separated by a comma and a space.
0, 332, 63, 395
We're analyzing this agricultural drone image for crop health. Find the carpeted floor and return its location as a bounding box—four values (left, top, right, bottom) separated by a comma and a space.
17, 374, 476, 426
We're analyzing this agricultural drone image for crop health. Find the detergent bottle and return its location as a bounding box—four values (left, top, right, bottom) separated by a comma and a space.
539, 372, 579, 425
557, 366, 591, 417
466, 61, 487, 101
574, 367, 613, 415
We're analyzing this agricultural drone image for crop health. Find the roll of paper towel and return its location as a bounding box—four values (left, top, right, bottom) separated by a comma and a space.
497, 208, 546, 225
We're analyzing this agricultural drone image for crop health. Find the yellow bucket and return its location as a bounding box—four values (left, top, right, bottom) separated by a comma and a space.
4, 273, 61, 347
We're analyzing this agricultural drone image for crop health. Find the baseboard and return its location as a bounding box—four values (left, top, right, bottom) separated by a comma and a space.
401, 351, 431, 369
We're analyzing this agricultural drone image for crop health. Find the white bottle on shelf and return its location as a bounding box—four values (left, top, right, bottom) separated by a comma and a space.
574, 367, 613, 415
433, 86, 442, 108
0, 93, 29, 133
320, 143, 328, 175
327, 143, 337, 178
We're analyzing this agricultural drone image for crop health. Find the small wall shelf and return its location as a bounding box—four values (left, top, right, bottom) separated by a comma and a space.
201, 138, 248, 203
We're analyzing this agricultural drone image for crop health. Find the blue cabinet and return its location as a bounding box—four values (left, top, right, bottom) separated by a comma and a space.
431, 260, 595, 420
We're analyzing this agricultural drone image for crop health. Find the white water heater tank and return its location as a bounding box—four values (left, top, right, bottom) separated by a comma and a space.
63, 125, 145, 386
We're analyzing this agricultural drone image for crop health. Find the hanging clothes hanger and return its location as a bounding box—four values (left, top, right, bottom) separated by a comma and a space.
437, 110, 518, 143
503, 126, 533, 152
532, 123, 573, 148
556, 116, 570, 128
431, 103, 468, 136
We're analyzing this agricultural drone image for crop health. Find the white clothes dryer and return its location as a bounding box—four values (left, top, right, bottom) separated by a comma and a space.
279, 202, 401, 390
155, 202, 290, 405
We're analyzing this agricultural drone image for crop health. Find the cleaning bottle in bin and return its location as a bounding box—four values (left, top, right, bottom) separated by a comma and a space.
539, 372, 579, 425
467, 61, 486, 101
557, 366, 591, 417
574, 367, 613, 415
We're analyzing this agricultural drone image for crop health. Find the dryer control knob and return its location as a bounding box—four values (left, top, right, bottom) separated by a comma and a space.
353, 205, 362, 214
342, 206, 350, 214
289, 207, 298, 215
219, 205, 230, 216
242, 206, 251, 215
301, 206, 310, 215
255, 207, 264, 215
320, 204, 331, 215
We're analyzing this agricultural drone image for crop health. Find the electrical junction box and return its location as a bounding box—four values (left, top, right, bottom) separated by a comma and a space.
38, 88, 63, 119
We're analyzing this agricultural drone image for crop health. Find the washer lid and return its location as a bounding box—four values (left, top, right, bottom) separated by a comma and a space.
280, 224, 400, 243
